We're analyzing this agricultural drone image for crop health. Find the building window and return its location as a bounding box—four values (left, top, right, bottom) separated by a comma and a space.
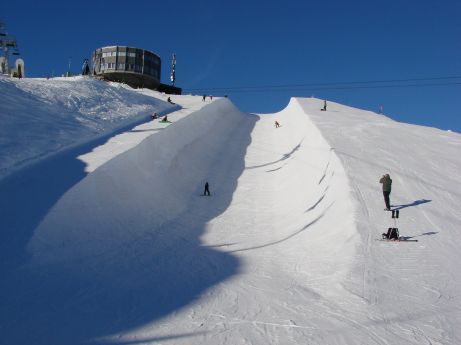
118, 51, 126, 57
128, 52, 136, 57
117, 63, 125, 69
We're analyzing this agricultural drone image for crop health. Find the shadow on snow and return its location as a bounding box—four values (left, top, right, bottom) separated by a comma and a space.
391, 199, 432, 210
0, 111, 258, 345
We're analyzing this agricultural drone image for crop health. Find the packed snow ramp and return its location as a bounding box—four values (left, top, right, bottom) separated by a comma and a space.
1, 96, 460, 345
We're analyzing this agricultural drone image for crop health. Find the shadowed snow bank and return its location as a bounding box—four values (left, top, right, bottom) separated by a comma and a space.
0, 76, 177, 179
1, 98, 257, 345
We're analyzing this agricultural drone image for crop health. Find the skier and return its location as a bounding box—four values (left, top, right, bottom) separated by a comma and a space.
203, 181, 210, 196
202, 94, 206, 101
167, 97, 174, 104
274, 121, 280, 128
151, 112, 158, 120
321, 100, 327, 111
379, 174, 392, 211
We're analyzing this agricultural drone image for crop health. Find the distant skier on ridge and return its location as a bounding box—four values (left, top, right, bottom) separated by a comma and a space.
379, 174, 392, 211
321, 100, 327, 111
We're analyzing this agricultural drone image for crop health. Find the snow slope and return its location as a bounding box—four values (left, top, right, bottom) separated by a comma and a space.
298, 98, 461, 344
1, 82, 460, 345
0, 76, 181, 179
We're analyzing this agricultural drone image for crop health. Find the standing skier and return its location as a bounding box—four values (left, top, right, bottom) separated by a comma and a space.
274, 121, 280, 128
379, 174, 392, 210
321, 100, 327, 111
203, 181, 211, 196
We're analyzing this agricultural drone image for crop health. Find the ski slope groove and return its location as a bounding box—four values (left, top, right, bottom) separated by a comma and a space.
1, 79, 460, 345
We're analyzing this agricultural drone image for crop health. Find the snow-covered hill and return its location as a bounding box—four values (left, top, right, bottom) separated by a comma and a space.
0, 76, 181, 179
0, 78, 460, 345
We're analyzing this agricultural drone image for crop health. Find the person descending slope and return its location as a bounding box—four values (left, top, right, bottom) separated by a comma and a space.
379, 173, 392, 210
203, 181, 211, 196
274, 121, 280, 128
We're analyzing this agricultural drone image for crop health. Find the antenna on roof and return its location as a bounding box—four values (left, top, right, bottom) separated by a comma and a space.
170, 53, 176, 86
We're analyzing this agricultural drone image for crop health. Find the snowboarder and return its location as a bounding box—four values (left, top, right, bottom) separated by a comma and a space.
203, 181, 210, 196
167, 97, 174, 104
321, 100, 327, 111
274, 121, 280, 128
161, 115, 168, 122
151, 112, 158, 120
379, 174, 392, 210
202, 95, 206, 101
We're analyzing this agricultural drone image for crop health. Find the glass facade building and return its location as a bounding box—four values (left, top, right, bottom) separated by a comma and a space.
92, 46, 161, 89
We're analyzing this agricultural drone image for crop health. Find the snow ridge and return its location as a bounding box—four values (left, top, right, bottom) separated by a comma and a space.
0, 76, 176, 179
1, 78, 461, 345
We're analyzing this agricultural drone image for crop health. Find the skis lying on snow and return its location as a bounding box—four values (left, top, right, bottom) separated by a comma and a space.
376, 238, 418, 242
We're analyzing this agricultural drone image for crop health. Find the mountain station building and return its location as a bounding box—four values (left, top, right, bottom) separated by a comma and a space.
92, 46, 181, 94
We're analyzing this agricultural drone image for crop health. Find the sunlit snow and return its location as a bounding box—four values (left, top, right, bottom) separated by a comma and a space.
1, 76, 460, 345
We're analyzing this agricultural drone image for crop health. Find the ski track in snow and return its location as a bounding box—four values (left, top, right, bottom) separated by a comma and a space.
1, 78, 461, 345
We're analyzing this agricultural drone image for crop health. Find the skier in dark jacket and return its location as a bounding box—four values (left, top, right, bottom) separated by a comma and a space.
203, 181, 210, 196
379, 174, 392, 210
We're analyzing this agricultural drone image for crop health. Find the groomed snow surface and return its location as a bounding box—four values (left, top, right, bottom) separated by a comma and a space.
1, 77, 460, 345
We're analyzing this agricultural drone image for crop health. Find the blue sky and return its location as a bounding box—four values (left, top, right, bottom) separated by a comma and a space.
3, 0, 461, 131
